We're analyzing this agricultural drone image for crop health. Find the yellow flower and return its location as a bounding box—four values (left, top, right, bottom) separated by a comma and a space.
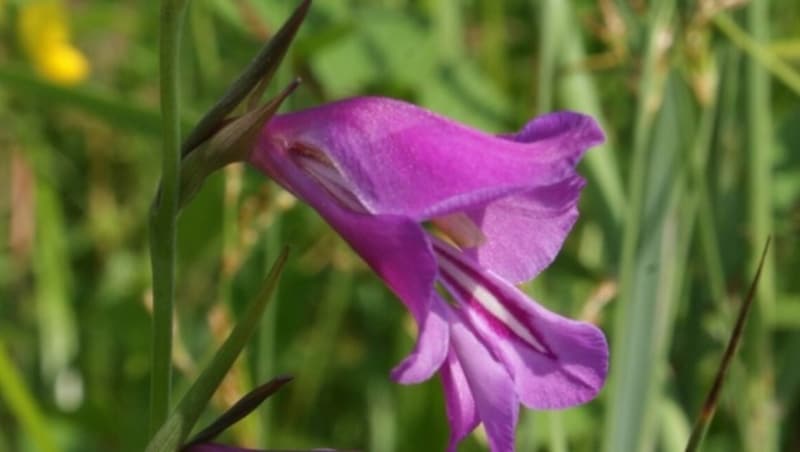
34, 42, 90, 85
17, 1, 89, 85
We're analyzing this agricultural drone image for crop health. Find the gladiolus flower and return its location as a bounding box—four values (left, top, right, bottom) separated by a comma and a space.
249, 97, 609, 452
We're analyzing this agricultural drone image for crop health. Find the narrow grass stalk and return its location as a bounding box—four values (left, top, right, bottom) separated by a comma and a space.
685, 239, 771, 452
0, 65, 187, 136
0, 341, 58, 452
553, 0, 626, 228
713, 13, 800, 96
743, 2, 778, 450
745, 0, 776, 325
548, 411, 567, 452
604, 2, 675, 451
535, 0, 562, 113
149, 0, 188, 435
256, 215, 282, 444
145, 249, 289, 452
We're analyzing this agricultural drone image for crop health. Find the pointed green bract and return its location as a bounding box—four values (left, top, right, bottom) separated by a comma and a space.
181, 0, 311, 157
185, 375, 293, 446
177, 79, 300, 209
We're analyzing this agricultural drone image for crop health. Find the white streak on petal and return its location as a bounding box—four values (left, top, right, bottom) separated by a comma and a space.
435, 251, 548, 355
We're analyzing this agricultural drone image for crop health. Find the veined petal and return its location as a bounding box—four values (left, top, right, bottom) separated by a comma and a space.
463, 175, 585, 284
450, 312, 518, 452
260, 97, 602, 221
391, 296, 450, 384
435, 241, 608, 410
250, 139, 436, 324
440, 349, 478, 452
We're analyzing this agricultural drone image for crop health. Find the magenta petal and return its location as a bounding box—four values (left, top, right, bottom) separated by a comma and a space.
261, 97, 599, 220
440, 349, 478, 452
466, 300, 608, 409
391, 296, 450, 384
465, 175, 585, 284
501, 111, 605, 167
250, 140, 437, 323
435, 242, 608, 409
450, 314, 518, 452
463, 281, 607, 409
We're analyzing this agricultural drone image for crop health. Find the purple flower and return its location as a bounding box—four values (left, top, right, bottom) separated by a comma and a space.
250, 97, 609, 452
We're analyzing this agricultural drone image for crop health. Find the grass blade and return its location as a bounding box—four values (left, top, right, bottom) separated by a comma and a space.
554, 0, 626, 227
712, 13, 800, 96
684, 238, 772, 452
0, 65, 187, 136
0, 341, 58, 452
603, 2, 677, 450
145, 248, 289, 452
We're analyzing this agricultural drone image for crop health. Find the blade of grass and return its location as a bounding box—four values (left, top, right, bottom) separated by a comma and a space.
0, 341, 58, 452
478, 0, 508, 90
0, 65, 193, 136
146, 248, 289, 452
432, 0, 464, 63
547, 411, 567, 452
535, 0, 563, 113
255, 205, 283, 445
742, 2, 778, 450
367, 379, 396, 452
712, 12, 800, 97
603, 2, 676, 451
661, 396, 691, 452
190, 0, 223, 89
33, 176, 78, 385
684, 238, 771, 452
554, 0, 626, 228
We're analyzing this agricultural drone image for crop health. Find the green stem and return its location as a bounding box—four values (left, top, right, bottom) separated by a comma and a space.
743, 1, 778, 451
149, 0, 188, 435
604, 2, 674, 452
713, 12, 800, 96
145, 249, 289, 452
0, 341, 58, 452
535, 0, 561, 113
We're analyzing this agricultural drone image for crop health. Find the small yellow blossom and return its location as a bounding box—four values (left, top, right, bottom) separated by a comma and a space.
35, 42, 90, 85
17, 1, 89, 85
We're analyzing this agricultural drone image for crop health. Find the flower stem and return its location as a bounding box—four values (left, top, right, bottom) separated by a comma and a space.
149, 0, 187, 435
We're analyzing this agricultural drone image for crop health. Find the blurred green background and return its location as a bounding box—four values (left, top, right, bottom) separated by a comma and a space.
1, 0, 799, 451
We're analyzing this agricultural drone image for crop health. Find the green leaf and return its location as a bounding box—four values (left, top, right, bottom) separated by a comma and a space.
145, 248, 289, 452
